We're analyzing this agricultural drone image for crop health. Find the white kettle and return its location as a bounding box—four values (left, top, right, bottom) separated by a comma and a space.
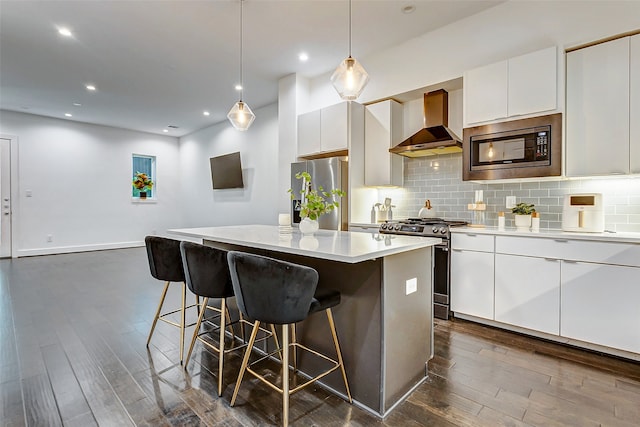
418, 200, 436, 218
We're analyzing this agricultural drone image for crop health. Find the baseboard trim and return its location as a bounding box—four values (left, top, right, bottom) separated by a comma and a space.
453, 313, 640, 362
17, 241, 144, 257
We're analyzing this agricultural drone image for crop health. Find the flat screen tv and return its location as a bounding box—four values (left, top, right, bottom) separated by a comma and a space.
210, 152, 244, 189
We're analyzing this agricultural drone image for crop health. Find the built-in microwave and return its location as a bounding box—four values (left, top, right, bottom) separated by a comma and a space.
462, 113, 562, 180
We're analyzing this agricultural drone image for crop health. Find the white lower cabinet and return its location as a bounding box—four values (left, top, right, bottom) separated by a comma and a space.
495, 254, 560, 335
452, 231, 640, 357
450, 249, 494, 320
561, 261, 640, 354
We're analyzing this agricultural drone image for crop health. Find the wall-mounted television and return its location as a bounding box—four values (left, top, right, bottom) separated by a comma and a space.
210, 152, 244, 189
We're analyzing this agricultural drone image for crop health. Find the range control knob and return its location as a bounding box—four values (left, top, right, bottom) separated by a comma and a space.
394, 224, 402, 231
380, 224, 387, 230
432, 227, 439, 233
440, 227, 448, 234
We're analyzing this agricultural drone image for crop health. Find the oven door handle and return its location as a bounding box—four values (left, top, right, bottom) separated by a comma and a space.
435, 244, 449, 251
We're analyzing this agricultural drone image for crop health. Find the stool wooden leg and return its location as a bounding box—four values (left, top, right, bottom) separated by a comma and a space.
195, 295, 200, 316
326, 308, 352, 403
271, 324, 283, 360
282, 324, 290, 427
225, 306, 235, 340
147, 280, 171, 347
239, 312, 246, 343
291, 324, 297, 373
179, 282, 187, 364
231, 320, 260, 407
185, 297, 208, 368
218, 298, 227, 397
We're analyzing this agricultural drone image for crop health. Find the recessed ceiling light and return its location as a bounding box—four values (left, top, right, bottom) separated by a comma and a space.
299, 52, 309, 62
58, 27, 73, 37
235, 84, 242, 91
73, 102, 82, 106
162, 129, 169, 133
203, 111, 210, 116
402, 5, 416, 14
64, 113, 72, 117
85, 84, 96, 91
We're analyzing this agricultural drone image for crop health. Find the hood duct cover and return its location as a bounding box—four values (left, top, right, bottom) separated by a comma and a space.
390, 89, 462, 158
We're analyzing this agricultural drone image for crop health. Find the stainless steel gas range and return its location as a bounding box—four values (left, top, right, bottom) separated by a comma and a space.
380, 218, 467, 320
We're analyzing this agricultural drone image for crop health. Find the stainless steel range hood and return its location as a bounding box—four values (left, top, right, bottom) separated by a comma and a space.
390, 89, 462, 158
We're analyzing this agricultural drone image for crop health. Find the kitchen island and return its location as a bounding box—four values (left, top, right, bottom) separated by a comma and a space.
169, 225, 441, 417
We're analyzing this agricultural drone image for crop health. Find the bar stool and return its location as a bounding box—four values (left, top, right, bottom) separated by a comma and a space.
227, 251, 352, 427
145, 236, 199, 364
180, 241, 275, 396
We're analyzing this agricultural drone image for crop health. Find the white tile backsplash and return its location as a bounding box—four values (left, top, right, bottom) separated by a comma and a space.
391, 152, 640, 232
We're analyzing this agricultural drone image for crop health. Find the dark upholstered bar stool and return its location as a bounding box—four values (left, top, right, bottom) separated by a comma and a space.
145, 236, 199, 364
227, 251, 351, 427
180, 241, 275, 396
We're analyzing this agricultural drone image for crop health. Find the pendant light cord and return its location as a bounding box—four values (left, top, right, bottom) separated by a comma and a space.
348, 0, 352, 57
240, 0, 244, 102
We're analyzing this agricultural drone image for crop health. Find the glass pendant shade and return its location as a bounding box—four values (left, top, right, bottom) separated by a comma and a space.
331, 56, 369, 101
227, 100, 255, 131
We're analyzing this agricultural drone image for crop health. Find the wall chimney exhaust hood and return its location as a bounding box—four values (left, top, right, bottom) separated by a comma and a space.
389, 89, 462, 158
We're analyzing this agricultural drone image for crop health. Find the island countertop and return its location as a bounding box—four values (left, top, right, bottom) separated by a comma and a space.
169, 224, 441, 263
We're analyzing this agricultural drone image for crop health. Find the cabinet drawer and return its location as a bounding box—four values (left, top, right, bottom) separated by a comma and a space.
451, 233, 494, 252
496, 236, 640, 267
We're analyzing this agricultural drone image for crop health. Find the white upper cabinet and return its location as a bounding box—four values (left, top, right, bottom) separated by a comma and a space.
464, 60, 508, 125
566, 37, 630, 176
297, 102, 359, 157
631, 34, 640, 174
320, 102, 349, 153
508, 46, 557, 116
464, 46, 557, 127
297, 110, 321, 157
365, 100, 403, 187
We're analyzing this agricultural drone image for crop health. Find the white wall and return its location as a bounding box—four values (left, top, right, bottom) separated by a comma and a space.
306, 1, 640, 110
277, 74, 308, 213
178, 102, 279, 227
0, 110, 182, 256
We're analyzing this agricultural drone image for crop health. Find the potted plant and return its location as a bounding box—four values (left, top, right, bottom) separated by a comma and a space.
511, 202, 535, 230
288, 171, 345, 235
132, 171, 154, 199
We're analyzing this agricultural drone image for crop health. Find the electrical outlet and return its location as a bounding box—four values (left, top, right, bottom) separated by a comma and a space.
405, 278, 417, 295
506, 196, 517, 209
46, 234, 53, 243
26, 190, 33, 197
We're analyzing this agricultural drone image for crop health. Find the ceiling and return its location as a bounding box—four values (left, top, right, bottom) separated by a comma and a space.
0, 0, 503, 137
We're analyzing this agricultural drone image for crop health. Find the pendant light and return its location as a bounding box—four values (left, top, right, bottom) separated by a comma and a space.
330, 0, 369, 101
228, 0, 255, 131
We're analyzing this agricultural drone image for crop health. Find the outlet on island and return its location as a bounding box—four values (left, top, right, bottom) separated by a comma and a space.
405, 277, 417, 295
47, 234, 53, 243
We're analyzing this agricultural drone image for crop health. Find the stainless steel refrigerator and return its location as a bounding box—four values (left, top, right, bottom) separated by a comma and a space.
291, 158, 348, 231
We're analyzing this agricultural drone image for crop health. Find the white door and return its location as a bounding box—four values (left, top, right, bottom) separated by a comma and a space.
0, 138, 11, 258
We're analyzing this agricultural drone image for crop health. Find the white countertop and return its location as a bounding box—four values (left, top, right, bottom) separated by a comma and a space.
451, 226, 640, 244
169, 225, 441, 264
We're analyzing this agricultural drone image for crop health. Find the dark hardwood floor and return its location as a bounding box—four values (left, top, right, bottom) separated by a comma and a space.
1, 247, 639, 426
